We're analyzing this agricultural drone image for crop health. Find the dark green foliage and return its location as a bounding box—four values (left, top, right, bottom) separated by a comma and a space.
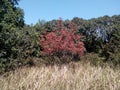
0, 26, 41, 73
34, 19, 46, 33
0, 0, 45, 74
0, 29, 22, 73
72, 15, 120, 64
18, 26, 41, 58
0, 0, 25, 73
102, 25, 120, 64
0, 0, 24, 59
0, 0, 24, 30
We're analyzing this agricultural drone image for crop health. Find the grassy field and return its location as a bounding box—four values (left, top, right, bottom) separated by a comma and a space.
0, 62, 120, 90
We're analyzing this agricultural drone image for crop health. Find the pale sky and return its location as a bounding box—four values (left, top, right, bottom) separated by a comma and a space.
19, 0, 120, 25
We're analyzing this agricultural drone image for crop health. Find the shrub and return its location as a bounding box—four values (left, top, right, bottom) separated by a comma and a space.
40, 20, 86, 61
0, 26, 41, 73
17, 26, 41, 58
102, 25, 120, 64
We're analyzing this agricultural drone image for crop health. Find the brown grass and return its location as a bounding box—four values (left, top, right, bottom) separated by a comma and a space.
0, 62, 120, 90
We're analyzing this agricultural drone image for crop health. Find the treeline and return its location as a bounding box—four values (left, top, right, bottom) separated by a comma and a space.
0, 0, 120, 73
34, 15, 120, 63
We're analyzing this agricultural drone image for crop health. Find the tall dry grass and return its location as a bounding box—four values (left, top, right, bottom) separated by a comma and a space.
0, 62, 120, 90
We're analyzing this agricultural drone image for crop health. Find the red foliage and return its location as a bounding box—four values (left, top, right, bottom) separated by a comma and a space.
40, 20, 86, 57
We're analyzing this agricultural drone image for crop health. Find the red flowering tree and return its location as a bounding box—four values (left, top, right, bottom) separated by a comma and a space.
40, 20, 86, 58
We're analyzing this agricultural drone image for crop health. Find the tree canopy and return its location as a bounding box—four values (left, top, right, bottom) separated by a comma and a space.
0, 0, 24, 31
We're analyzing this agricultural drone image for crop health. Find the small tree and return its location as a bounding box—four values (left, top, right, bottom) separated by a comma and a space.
40, 20, 85, 59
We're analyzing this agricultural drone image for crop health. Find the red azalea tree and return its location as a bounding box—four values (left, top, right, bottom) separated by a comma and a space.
40, 19, 86, 58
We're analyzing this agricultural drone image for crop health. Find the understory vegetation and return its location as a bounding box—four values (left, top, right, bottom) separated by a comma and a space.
0, 0, 120, 90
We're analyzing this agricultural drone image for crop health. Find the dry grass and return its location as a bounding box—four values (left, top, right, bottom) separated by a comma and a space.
0, 62, 120, 90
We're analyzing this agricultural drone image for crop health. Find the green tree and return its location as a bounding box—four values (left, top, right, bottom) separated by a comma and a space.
0, 0, 24, 73
0, 0, 24, 57
0, 0, 24, 31
34, 19, 46, 33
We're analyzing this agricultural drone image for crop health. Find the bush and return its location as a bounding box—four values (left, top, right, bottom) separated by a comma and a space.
80, 53, 105, 66
0, 26, 41, 73
40, 20, 86, 62
102, 25, 120, 64
16, 26, 41, 58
